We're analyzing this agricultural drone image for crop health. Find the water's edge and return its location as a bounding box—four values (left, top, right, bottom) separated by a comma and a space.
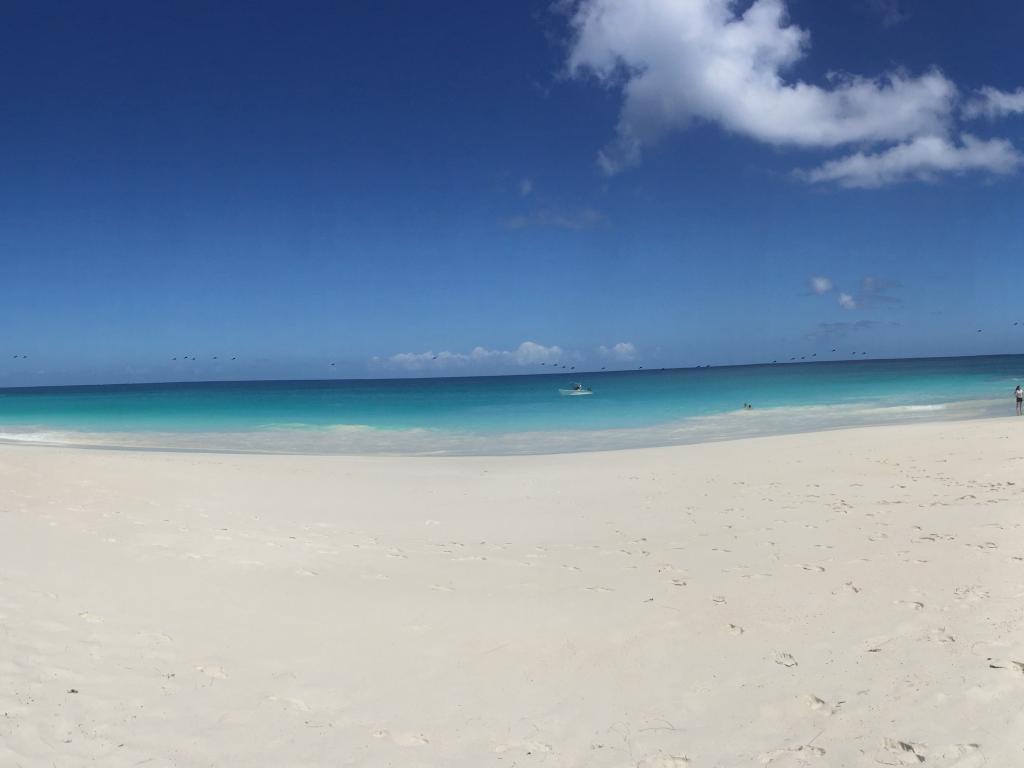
0, 396, 1009, 457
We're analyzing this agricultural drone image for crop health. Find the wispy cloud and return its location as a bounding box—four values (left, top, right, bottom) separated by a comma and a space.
379, 341, 568, 372
563, 0, 1022, 186
803, 134, 1022, 188
866, 0, 910, 28
806, 319, 884, 341
858, 276, 902, 306
598, 341, 637, 361
809, 275, 902, 309
808, 276, 834, 295
519, 178, 534, 197
962, 86, 1024, 120
504, 207, 604, 230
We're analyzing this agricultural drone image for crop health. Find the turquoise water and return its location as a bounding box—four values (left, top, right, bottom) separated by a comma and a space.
0, 356, 1022, 454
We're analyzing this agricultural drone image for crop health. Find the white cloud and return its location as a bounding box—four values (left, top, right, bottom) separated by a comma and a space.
599, 341, 637, 360
809, 276, 833, 295
383, 341, 565, 371
562, 0, 1023, 186
565, 0, 956, 174
838, 292, 857, 310
519, 178, 534, 196
804, 134, 1022, 188
962, 86, 1024, 120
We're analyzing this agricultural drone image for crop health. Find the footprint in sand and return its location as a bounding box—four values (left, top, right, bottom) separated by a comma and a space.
878, 738, 926, 765
926, 628, 955, 644
727, 623, 745, 636
196, 665, 227, 680
562, 564, 581, 572
993, 660, 1024, 675
586, 586, 614, 593
953, 585, 990, 602
77, 612, 103, 624
934, 743, 985, 768
759, 745, 825, 765
495, 741, 553, 756
802, 694, 835, 715
799, 564, 826, 573
672, 578, 687, 587
773, 652, 798, 668
894, 600, 925, 611
638, 756, 690, 768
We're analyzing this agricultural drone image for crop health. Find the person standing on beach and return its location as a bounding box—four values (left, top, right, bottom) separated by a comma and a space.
1016, 385, 1022, 415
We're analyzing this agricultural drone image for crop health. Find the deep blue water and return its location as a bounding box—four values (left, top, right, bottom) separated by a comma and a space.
0, 356, 1022, 453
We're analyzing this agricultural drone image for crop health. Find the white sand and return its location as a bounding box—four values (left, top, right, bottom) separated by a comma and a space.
2, 419, 1023, 766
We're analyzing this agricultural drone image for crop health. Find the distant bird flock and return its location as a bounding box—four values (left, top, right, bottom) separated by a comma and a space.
5, 322, 1021, 375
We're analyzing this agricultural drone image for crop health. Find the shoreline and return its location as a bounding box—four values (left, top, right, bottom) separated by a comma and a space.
0, 394, 1011, 457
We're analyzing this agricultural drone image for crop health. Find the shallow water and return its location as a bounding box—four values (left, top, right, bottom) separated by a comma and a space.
0, 356, 1022, 454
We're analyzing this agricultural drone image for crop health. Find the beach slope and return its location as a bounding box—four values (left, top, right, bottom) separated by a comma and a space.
1, 420, 1023, 766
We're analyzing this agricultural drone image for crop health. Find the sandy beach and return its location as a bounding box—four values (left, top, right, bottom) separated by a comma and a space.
2, 419, 1023, 767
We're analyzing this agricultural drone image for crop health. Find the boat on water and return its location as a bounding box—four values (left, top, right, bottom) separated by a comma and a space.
559, 383, 593, 396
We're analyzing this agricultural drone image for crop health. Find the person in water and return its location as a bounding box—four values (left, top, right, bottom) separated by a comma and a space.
1016, 385, 1022, 415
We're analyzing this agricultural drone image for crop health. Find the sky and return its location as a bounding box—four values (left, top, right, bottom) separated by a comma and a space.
3, 0, 1024, 385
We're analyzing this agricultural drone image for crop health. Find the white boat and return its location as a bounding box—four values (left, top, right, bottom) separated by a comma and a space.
559, 384, 593, 396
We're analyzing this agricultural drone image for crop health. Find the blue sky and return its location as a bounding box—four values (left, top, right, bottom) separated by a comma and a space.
3, 0, 1024, 385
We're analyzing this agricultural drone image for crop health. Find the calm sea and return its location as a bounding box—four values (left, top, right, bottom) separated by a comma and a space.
0, 355, 1022, 454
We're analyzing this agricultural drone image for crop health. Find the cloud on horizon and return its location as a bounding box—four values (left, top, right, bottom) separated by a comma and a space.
563, 0, 1023, 186
598, 341, 637, 360
378, 340, 641, 373
378, 341, 569, 372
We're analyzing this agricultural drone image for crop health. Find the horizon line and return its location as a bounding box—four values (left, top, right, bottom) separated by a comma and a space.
1, 352, 1022, 393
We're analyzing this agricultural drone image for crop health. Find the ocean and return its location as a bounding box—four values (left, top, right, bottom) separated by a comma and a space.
1, 355, 1022, 455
